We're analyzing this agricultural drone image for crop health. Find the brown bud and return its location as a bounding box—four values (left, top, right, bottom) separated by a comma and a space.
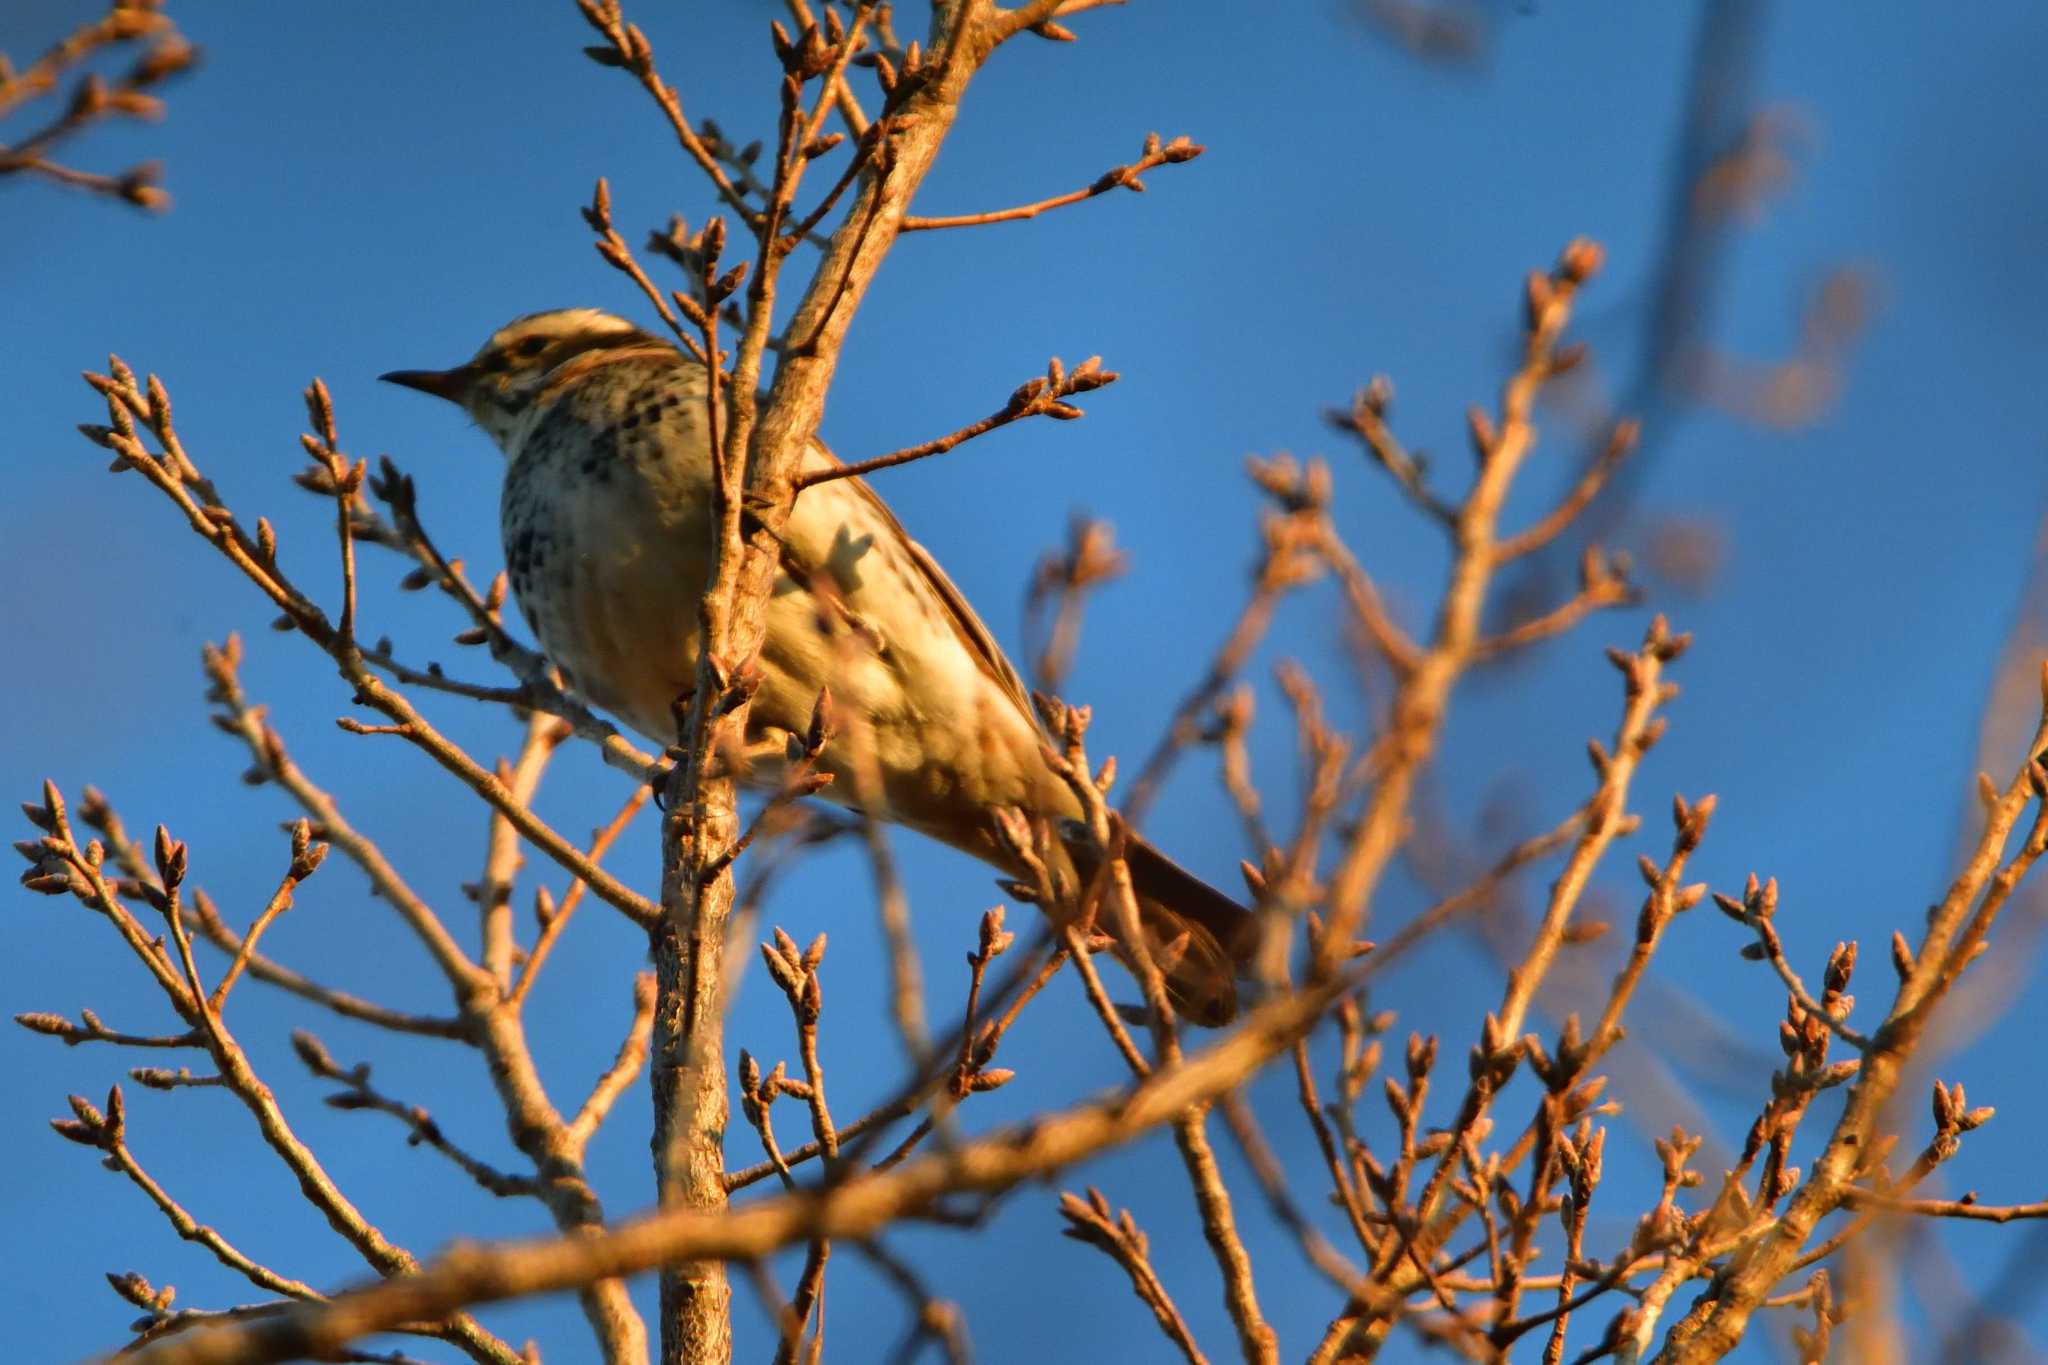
49, 1117, 103, 1147
1557, 238, 1605, 284
1466, 404, 1496, 458
1890, 931, 1914, 981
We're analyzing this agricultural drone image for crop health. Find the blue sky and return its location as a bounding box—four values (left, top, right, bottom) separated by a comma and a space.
7, 2, 2048, 1361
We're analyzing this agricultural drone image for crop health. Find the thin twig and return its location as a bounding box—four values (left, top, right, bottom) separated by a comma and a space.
793, 355, 1117, 491
901, 132, 1201, 230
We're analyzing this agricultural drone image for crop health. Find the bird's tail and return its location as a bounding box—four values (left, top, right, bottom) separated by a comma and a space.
1064, 828, 1257, 1027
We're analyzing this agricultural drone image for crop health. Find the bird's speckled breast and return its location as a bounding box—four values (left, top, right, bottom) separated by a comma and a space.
501, 354, 717, 743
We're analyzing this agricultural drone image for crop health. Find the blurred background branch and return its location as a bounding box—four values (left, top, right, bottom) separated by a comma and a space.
0, 0, 195, 209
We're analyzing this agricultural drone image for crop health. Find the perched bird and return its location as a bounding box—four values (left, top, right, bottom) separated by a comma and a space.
382, 309, 1253, 1023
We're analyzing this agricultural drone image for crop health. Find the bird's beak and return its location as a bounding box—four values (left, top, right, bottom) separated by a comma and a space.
378, 365, 475, 404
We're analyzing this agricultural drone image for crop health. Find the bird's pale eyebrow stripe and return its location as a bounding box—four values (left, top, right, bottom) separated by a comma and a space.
552, 326, 661, 358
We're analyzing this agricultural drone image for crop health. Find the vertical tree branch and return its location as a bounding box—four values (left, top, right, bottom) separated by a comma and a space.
634, 7, 1024, 1360
1318, 241, 1607, 971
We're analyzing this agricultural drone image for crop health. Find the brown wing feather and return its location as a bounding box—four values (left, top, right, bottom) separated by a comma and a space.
815, 445, 1042, 728
809, 445, 1253, 1025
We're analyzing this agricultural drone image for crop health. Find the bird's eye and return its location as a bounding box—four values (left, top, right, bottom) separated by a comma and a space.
516, 337, 550, 358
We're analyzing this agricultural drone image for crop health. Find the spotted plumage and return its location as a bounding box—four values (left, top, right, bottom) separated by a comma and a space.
383, 309, 1252, 1023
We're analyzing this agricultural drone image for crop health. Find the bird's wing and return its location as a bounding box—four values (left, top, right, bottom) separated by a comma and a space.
811, 444, 1042, 731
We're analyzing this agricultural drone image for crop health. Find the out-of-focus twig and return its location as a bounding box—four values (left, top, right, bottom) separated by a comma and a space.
0, 0, 196, 209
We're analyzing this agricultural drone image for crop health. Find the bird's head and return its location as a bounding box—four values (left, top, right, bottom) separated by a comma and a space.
380, 308, 662, 445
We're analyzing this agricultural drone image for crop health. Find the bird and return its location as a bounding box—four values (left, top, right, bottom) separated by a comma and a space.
382, 308, 1254, 1023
